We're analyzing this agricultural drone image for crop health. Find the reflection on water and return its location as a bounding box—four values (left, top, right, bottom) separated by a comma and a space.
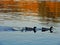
0, 13, 60, 27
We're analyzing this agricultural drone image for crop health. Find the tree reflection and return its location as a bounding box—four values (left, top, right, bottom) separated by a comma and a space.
38, 1, 60, 23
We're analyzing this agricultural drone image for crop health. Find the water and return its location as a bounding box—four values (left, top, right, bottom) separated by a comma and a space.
0, 13, 60, 28
0, 13, 60, 45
